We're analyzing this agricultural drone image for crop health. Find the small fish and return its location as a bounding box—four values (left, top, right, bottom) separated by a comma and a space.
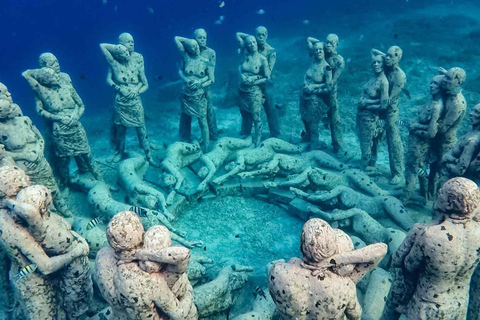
130, 206, 148, 217
219, 1, 225, 8
155, 75, 163, 81
16, 264, 37, 279
102, 0, 107, 5
147, 7, 154, 14
415, 167, 429, 178
394, 33, 399, 39
396, 120, 409, 128
219, 15, 225, 21
214, 19, 223, 25
401, 88, 411, 99
254, 286, 267, 299
203, 246, 207, 251
86, 217, 102, 230
377, 119, 386, 127
302, 20, 310, 25
79, 74, 87, 80
256, 9, 265, 15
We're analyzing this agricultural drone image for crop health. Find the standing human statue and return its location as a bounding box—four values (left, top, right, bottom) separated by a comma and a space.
382, 177, 480, 320
23, 53, 103, 192
175, 36, 214, 152
308, 34, 350, 159
194, 28, 219, 140
357, 50, 389, 176
237, 26, 280, 138
0, 82, 72, 217
235, 34, 271, 146
402, 75, 444, 203
100, 33, 156, 165
372, 46, 406, 184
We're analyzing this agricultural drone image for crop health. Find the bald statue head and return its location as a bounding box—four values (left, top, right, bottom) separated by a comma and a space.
106, 211, 144, 253
119, 32, 135, 53
325, 34, 339, 54
139, 225, 172, 273
442, 67, 466, 94
435, 177, 480, 219
300, 218, 338, 264
0, 166, 30, 200
39, 52, 60, 73
16, 185, 52, 218
0, 83, 13, 104
255, 26, 268, 46
194, 28, 207, 49
385, 45, 402, 67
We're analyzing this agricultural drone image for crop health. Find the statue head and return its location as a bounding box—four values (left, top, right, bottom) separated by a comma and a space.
139, 225, 172, 273
0, 166, 30, 200
255, 26, 268, 46
194, 28, 207, 49
112, 44, 130, 61
371, 52, 385, 75
434, 177, 480, 220
36, 67, 61, 86
106, 211, 144, 253
312, 42, 325, 61
0, 83, 13, 104
225, 161, 237, 172
469, 103, 480, 127
39, 53, 60, 73
384, 45, 402, 67
300, 218, 338, 263
245, 36, 258, 54
118, 33, 134, 53
198, 166, 209, 179
185, 39, 200, 57
442, 67, 466, 94
161, 173, 177, 189
430, 75, 445, 96
16, 185, 52, 218
325, 34, 339, 54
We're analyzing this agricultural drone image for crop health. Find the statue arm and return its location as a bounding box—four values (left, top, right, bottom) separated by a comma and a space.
345, 297, 362, 320
331, 56, 345, 85
6, 200, 44, 233
34, 96, 64, 122
136, 246, 190, 267
201, 63, 214, 88
138, 55, 149, 94
236, 32, 249, 48
99, 43, 117, 66
22, 70, 48, 97
366, 79, 389, 111
276, 169, 310, 188
213, 157, 245, 184
174, 36, 188, 58
106, 68, 117, 88
403, 231, 424, 273
426, 103, 442, 139
152, 281, 190, 320
307, 37, 320, 51
438, 103, 465, 134
388, 73, 406, 105
268, 50, 276, 72
198, 155, 217, 188
371, 48, 386, 56
307, 186, 348, 203
68, 76, 85, 119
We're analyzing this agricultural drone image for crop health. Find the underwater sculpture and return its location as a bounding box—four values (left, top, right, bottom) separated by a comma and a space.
438, 103, 480, 187
469, 266, 480, 320
371, 46, 406, 185
161, 141, 203, 204
402, 75, 444, 203
231, 287, 276, 320
194, 28, 218, 140
7, 185, 93, 319
22, 65, 103, 191
212, 137, 305, 185
0, 166, 88, 319
268, 218, 387, 319
296, 185, 414, 230
236, 33, 271, 146
300, 40, 332, 151
357, 50, 389, 177
0, 83, 72, 217
96, 211, 194, 320
197, 136, 253, 192
307, 34, 350, 159
118, 154, 173, 220
100, 33, 156, 165
175, 35, 214, 153
194, 264, 254, 318
382, 177, 480, 320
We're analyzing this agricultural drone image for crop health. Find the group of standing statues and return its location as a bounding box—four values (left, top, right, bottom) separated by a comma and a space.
0, 25, 479, 320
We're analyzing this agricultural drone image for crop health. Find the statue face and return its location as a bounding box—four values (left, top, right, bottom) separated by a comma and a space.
115, 45, 130, 61
194, 30, 207, 48
198, 167, 208, 178
384, 47, 401, 67
0, 84, 13, 103
325, 35, 338, 54
162, 173, 177, 188
442, 69, 461, 93
188, 41, 201, 56
469, 104, 480, 126
313, 43, 325, 61
245, 37, 258, 53
119, 34, 135, 53
42, 55, 60, 73
430, 76, 443, 95
255, 27, 268, 45
38, 68, 60, 86
372, 55, 384, 74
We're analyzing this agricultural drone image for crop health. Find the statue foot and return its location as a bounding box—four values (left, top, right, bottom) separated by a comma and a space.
390, 174, 404, 185
108, 152, 123, 163
365, 166, 381, 177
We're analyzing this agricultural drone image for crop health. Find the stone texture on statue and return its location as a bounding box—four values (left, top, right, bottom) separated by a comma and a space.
7, 185, 93, 318
382, 177, 480, 320
300, 41, 332, 151
22, 64, 103, 191
0, 83, 72, 217
268, 219, 387, 320
100, 33, 155, 165
356, 50, 389, 178
402, 75, 444, 203
231, 287, 276, 320
72, 216, 108, 259
194, 265, 254, 318
175, 36, 213, 152
236, 33, 272, 146
188, 255, 214, 287
438, 103, 480, 187
468, 265, 480, 320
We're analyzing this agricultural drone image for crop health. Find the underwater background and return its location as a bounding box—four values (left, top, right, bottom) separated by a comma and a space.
2, 0, 480, 317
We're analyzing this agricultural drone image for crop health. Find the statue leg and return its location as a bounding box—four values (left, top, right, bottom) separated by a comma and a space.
263, 87, 280, 137
302, 119, 311, 142
385, 107, 405, 184
327, 89, 344, 154
136, 125, 157, 166
114, 124, 126, 156
402, 135, 421, 203
356, 113, 376, 169
240, 109, 252, 136
206, 89, 218, 140
76, 153, 103, 181
56, 155, 71, 191
179, 112, 192, 142
197, 115, 210, 153
252, 110, 263, 147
